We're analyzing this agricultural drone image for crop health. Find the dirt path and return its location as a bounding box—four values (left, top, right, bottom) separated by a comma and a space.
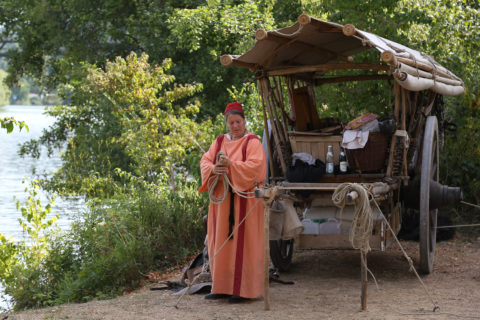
6, 239, 480, 320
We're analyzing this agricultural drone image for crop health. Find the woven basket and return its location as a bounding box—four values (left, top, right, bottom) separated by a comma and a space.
346, 132, 388, 172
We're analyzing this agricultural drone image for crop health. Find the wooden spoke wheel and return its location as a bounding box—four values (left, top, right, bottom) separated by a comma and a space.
270, 239, 294, 271
419, 116, 439, 274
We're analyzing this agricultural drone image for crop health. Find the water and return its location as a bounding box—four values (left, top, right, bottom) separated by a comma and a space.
0, 105, 85, 309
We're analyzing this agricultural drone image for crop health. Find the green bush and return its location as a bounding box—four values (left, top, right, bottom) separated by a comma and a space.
0, 177, 206, 310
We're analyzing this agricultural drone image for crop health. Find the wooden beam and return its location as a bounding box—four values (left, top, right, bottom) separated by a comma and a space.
220, 54, 255, 71
266, 63, 389, 77
343, 24, 356, 37
297, 14, 343, 33
315, 74, 392, 85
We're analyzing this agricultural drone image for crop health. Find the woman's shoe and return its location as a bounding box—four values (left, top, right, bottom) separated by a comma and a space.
204, 293, 231, 300
228, 295, 250, 303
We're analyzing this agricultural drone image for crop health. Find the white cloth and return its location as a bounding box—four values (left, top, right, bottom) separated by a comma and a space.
291, 152, 316, 166
342, 130, 370, 149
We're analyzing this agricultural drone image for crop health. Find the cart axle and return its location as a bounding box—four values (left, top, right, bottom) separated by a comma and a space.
402, 179, 463, 210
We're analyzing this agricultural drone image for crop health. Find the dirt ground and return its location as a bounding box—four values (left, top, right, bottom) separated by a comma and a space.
5, 239, 480, 320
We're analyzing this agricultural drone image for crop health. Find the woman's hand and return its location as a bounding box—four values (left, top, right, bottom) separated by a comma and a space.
213, 164, 228, 175
218, 154, 230, 167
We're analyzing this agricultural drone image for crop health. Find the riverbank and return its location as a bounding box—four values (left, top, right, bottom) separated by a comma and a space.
6, 238, 480, 320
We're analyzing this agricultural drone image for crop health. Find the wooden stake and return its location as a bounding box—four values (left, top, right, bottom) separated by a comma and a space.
361, 252, 368, 311
263, 199, 270, 311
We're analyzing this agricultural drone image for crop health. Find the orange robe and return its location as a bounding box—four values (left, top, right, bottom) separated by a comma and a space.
199, 133, 266, 298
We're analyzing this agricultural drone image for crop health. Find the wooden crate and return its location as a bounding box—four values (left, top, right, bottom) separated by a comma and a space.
288, 132, 343, 164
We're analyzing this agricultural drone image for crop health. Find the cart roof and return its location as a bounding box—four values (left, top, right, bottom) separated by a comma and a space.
221, 15, 464, 96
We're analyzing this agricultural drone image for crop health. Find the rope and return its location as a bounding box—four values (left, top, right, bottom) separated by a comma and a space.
332, 183, 374, 254
206, 151, 256, 204
461, 200, 480, 210
332, 183, 439, 311
369, 197, 440, 312
436, 223, 480, 229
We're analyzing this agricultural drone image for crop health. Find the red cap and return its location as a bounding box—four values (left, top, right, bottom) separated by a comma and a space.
224, 102, 244, 116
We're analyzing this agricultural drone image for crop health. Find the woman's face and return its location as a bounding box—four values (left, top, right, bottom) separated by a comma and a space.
226, 114, 246, 140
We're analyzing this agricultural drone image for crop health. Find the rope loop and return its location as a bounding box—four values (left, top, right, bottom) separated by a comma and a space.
207, 151, 256, 204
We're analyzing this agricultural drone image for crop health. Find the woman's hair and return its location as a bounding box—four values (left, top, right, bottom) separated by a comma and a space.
224, 109, 245, 123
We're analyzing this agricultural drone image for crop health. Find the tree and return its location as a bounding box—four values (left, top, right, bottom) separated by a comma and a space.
0, 69, 11, 105
20, 52, 217, 195
0, 0, 274, 116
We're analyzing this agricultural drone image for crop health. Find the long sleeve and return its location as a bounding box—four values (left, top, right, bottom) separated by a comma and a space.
228, 138, 266, 191
198, 140, 217, 193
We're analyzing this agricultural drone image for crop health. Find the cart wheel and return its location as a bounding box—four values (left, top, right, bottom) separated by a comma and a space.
419, 116, 439, 274
270, 239, 294, 272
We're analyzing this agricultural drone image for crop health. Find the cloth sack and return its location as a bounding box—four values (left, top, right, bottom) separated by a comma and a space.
269, 199, 304, 240
281, 198, 304, 240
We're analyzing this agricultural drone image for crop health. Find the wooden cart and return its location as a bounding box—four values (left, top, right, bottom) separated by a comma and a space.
221, 14, 464, 309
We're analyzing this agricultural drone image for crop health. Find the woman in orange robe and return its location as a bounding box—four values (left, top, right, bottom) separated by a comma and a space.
199, 102, 266, 303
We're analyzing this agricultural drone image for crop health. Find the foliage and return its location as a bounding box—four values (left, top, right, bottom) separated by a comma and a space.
0, 180, 58, 310
0, 69, 11, 106
1, 177, 206, 310
21, 52, 216, 195
0, 116, 28, 133
0, 0, 274, 116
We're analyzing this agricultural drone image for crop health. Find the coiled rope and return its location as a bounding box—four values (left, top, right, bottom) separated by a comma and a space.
207, 151, 256, 204
332, 183, 374, 254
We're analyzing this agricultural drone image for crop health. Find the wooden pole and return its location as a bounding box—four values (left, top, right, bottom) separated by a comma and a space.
259, 78, 276, 180
263, 199, 270, 311
361, 252, 368, 311
267, 78, 289, 144
265, 81, 287, 148
259, 77, 288, 175
401, 88, 408, 183
273, 77, 290, 142
220, 54, 256, 71
342, 24, 356, 37
386, 82, 401, 177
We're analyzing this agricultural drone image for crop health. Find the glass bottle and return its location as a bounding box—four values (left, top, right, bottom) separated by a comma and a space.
326, 145, 334, 174
339, 147, 348, 173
